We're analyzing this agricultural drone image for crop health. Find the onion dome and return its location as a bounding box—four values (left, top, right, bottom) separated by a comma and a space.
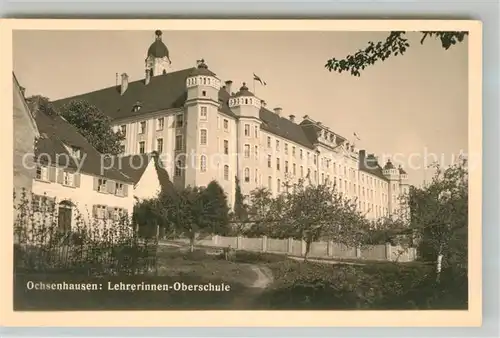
189, 59, 217, 76
384, 160, 395, 170
233, 82, 255, 97
147, 30, 170, 59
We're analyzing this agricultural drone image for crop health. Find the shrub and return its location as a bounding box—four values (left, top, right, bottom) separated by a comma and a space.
232, 251, 288, 264
13, 189, 157, 276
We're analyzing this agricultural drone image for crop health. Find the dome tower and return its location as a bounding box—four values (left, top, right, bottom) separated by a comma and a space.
145, 30, 172, 78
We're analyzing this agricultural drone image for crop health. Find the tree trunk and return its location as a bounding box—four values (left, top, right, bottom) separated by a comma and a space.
304, 239, 312, 262
436, 243, 443, 283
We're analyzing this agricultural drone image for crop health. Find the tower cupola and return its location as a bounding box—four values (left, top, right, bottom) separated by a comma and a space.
383, 159, 399, 180
145, 30, 172, 77
185, 59, 221, 102
228, 82, 261, 118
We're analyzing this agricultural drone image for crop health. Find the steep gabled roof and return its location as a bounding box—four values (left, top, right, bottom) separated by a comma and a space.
34, 111, 134, 183
115, 153, 175, 193
13, 72, 40, 138
359, 154, 389, 182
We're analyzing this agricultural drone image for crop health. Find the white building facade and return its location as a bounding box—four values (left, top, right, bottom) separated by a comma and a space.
52, 31, 409, 220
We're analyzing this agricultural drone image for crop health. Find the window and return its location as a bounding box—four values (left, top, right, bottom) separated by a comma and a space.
217, 116, 220, 129
35, 165, 48, 181
255, 169, 258, 183
157, 117, 164, 130
200, 155, 207, 172
276, 140, 280, 151
115, 183, 124, 196
254, 126, 258, 138
244, 124, 250, 137
175, 135, 183, 150
321, 173, 324, 184
292, 146, 296, 157
139, 121, 146, 134
244, 144, 250, 158
267, 136, 271, 148
98, 178, 107, 193
157, 138, 163, 153
293, 163, 296, 175
334, 163, 337, 174
202, 90, 206, 96
254, 145, 258, 159
32, 194, 55, 212
223, 119, 229, 131
300, 166, 304, 177
268, 176, 272, 190
284, 143, 288, 155
224, 165, 229, 180
95, 205, 107, 219
244, 168, 250, 182
276, 158, 280, 171
277, 179, 281, 193
224, 140, 229, 154
175, 160, 183, 176
200, 129, 207, 145
63, 171, 74, 187
175, 114, 184, 128
200, 106, 208, 120
314, 155, 317, 165
139, 141, 145, 154
285, 160, 289, 173
267, 155, 272, 168
120, 125, 127, 136
300, 149, 303, 159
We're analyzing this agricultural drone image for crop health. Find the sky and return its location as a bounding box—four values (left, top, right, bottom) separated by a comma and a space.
13, 30, 469, 186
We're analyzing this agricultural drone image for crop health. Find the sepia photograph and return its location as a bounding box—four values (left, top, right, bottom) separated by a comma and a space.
3, 19, 481, 326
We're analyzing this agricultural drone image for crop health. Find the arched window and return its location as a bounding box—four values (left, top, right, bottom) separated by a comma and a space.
224, 165, 229, 181
245, 98, 248, 104
200, 155, 207, 172
203, 77, 206, 85
244, 168, 250, 182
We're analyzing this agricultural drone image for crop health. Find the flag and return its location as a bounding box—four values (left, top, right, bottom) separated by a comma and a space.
253, 73, 266, 86
353, 132, 361, 141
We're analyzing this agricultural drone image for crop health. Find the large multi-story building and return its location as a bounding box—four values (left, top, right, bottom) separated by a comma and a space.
52, 30, 409, 220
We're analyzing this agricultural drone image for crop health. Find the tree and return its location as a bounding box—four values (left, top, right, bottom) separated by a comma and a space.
202, 180, 231, 236
325, 31, 468, 77
281, 180, 364, 260
58, 99, 125, 155
408, 158, 468, 282
26, 95, 59, 117
233, 176, 248, 222
133, 198, 170, 238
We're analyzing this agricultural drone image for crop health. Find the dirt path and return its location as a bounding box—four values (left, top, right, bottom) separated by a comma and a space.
249, 265, 273, 288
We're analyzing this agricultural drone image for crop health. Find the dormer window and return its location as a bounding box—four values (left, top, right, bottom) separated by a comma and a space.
132, 101, 142, 112
63, 171, 75, 187
97, 178, 107, 193
175, 114, 184, 128
69, 146, 81, 159
35, 165, 49, 181
157, 117, 164, 130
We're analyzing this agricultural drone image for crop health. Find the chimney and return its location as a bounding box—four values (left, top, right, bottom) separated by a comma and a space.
359, 150, 366, 168
120, 73, 129, 95
145, 69, 151, 85
225, 80, 233, 95
289, 114, 296, 122
274, 107, 282, 116
261, 100, 266, 107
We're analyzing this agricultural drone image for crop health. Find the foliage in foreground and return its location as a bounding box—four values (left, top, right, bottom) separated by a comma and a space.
14, 189, 157, 276
325, 31, 468, 76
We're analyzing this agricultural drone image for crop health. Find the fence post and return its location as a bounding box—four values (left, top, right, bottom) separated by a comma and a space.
301, 240, 307, 256
213, 235, 219, 246
327, 240, 334, 257
385, 242, 392, 261
262, 236, 267, 252
356, 246, 361, 258
236, 236, 242, 250
287, 238, 293, 254
156, 224, 160, 239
